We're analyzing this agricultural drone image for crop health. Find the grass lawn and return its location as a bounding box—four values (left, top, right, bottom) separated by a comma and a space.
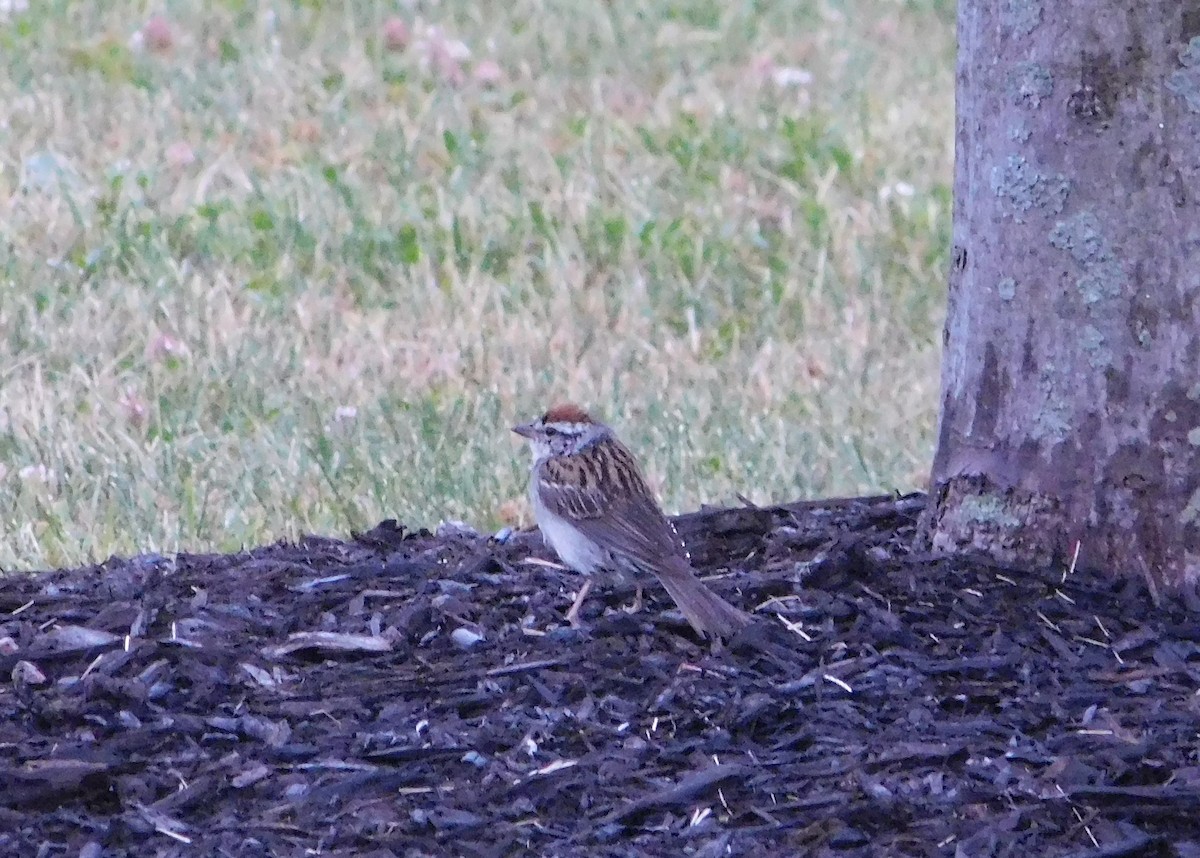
0, 0, 953, 570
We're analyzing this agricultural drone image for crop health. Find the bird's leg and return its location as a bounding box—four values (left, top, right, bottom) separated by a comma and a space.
624, 586, 644, 615
565, 579, 593, 627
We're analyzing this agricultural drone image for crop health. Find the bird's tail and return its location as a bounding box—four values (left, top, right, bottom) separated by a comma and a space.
656, 561, 752, 638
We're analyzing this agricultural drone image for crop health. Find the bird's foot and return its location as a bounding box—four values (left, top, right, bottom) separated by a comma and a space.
565, 579, 594, 628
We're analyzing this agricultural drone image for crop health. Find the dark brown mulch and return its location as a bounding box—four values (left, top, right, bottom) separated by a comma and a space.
2, 493, 1200, 857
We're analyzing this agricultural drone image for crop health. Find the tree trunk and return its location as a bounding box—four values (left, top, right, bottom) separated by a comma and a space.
922, 1, 1200, 598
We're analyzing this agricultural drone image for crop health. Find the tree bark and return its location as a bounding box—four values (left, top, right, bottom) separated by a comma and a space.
922, 1, 1200, 598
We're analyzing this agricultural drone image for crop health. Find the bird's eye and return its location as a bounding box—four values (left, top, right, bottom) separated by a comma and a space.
544, 427, 559, 437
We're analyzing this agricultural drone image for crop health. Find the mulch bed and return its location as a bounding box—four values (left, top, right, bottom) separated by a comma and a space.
2, 493, 1200, 857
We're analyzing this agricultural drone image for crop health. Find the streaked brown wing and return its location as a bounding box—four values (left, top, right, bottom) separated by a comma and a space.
538, 440, 686, 572
537, 468, 608, 521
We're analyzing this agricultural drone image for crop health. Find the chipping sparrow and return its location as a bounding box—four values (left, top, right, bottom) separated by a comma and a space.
512, 404, 751, 638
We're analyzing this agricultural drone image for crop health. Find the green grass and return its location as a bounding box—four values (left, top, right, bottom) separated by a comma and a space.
0, 0, 954, 570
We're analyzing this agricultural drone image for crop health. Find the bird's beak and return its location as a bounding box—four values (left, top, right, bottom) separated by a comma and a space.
511, 422, 537, 439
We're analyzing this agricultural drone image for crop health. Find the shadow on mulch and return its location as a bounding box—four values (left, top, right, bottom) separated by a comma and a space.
2, 494, 1200, 857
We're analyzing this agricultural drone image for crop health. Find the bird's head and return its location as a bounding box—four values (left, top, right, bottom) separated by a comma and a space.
512, 403, 611, 461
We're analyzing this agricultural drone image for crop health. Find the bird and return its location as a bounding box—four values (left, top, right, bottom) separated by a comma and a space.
512, 403, 752, 638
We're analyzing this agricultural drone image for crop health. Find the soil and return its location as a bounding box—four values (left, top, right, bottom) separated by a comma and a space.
2, 493, 1200, 857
